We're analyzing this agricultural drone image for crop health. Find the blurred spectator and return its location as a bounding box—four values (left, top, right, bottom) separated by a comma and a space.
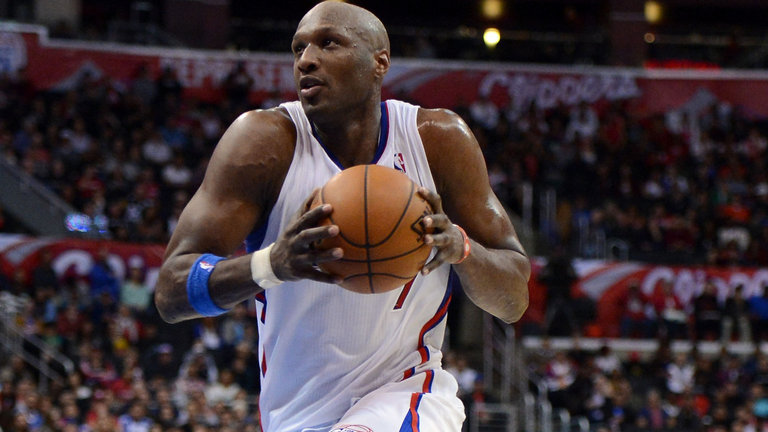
220, 303, 249, 350
120, 262, 151, 314
666, 352, 695, 396
223, 61, 254, 112
162, 152, 193, 191
652, 280, 688, 340
540, 246, 579, 336
545, 351, 577, 410
117, 401, 153, 432
635, 389, 669, 431
693, 280, 723, 341
89, 248, 120, 304
445, 351, 479, 397
204, 369, 241, 407
469, 93, 499, 132
565, 101, 599, 143
749, 286, 768, 342
722, 284, 753, 344
594, 344, 622, 375
619, 281, 656, 339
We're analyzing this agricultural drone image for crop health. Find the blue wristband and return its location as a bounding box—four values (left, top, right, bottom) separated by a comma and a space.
187, 254, 228, 317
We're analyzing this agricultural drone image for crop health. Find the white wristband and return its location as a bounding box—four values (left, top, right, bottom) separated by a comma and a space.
250, 243, 282, 289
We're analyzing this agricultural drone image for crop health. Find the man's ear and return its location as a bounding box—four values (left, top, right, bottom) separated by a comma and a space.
373, 49, 390, 79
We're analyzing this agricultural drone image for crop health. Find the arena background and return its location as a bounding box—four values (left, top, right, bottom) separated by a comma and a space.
1, 1, 768, 431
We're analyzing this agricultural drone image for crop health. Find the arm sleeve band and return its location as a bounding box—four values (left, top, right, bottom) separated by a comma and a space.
186, 254, 229, 317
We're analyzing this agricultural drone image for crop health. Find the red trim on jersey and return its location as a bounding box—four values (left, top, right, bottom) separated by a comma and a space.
403, 368, 414, 380
416, 292, 452, 363
408, 393, 421, 432
400, 287, 452, 380
422, 370, 434, 393
261, 350, 267, 376
255, 292, 267, 324
394, 277, 416, 310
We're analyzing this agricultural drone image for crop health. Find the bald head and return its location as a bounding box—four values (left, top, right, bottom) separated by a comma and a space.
299, 1, 390, 52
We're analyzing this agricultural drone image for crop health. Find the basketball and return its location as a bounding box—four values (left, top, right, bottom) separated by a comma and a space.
311, 164, 434, 294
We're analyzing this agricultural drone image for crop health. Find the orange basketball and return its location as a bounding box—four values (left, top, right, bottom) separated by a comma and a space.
311, 164, 434, 294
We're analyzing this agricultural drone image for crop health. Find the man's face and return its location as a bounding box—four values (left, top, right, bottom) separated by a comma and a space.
291, 10, 376, 121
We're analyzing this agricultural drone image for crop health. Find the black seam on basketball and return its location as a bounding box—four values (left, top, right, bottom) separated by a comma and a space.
343, 272, 415, 281
331, 243, 429, 263
367, 180, 415, 248
363, 166, 374, 293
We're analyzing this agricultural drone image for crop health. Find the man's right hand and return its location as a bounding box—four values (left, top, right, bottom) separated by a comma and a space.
269, 192, 344, 284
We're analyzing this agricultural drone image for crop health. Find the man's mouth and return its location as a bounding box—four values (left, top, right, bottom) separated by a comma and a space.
299, 76, 323, 98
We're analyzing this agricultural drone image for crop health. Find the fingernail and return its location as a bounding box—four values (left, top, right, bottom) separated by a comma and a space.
424, 235, 432, 244
422, 268, 430, 275
424, 217, 432, 226
332, 248, 343, 258
328, 225, 339, 235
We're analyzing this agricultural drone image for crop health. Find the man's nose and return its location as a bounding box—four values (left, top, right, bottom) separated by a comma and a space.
297, 44, 320, 73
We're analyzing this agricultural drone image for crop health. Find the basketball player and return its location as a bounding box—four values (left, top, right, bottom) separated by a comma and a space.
154, 2, 531, 431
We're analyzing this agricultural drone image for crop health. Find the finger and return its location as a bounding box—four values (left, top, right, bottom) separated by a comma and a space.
423, 231, 453, 247
417, 186, 443, 214
293, 225, 339, 249
422, 213, 452, 232
302, 188, 321, 212
421, 253, 447, 275
312, 247, 344, 264
292, 202, 333, 233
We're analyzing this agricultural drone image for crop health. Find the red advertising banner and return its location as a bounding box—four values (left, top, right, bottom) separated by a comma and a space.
2, 23, 768, 117
0, 234, 165, 291
526, 257, 768, 337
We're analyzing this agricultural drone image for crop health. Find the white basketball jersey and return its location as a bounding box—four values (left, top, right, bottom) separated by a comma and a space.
246, 100, 458, 432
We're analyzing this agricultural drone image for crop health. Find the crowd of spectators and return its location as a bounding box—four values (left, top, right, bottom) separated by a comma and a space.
0, 62, 260, 244
530, 340, 768, 432
456, 92, 768, 265
0, 243, 265, 431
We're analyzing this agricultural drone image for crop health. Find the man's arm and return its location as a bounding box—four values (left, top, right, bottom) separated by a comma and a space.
154, 109, 341, 324
419, 108, 531, 323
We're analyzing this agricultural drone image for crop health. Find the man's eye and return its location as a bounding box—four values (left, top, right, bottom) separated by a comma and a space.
322, 39, 336, 47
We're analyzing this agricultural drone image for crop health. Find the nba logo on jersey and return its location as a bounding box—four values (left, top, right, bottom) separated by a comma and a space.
330, 426, 373, 432
199, 261, 215, 272
394, 152, 406, 173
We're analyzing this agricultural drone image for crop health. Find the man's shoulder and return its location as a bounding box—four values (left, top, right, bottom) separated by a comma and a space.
215, 106, 297, 161
232, 105, 296, 135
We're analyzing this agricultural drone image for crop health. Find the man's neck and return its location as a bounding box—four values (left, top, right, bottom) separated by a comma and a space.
312, 101, 383, 167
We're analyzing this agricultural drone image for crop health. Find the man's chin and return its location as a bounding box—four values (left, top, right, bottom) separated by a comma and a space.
300, 98, 328, 121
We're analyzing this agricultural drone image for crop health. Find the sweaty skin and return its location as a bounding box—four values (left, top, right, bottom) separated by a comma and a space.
154, 1, 529, 325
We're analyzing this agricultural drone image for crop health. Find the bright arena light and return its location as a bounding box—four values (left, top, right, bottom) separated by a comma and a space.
483, 28, 501, 48
645, 1, 663, 24
481, 0, 505, 20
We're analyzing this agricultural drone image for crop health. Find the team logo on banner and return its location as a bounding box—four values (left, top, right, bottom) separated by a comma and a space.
0, 32, 27, 73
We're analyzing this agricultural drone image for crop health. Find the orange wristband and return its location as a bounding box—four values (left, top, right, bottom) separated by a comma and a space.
453, 224, 471, 264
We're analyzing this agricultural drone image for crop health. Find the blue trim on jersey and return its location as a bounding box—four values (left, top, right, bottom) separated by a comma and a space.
448, 267, 461, 296
422, 276, 453, 338
370, 101, 390, 164
245, 221, 268, 253
398, 394, 423, 432
255, 291, 267, 324
311, 101, 390, 170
